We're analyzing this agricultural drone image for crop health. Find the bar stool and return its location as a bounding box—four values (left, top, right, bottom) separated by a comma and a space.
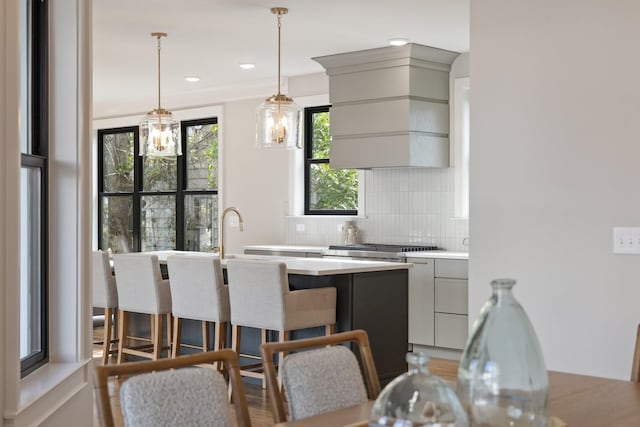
113, 253, 172, 362
226, 259, 336, 385
92, 250, 119, 365
166, 255, 230, 359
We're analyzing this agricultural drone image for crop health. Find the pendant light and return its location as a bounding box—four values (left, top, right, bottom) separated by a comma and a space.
139, 32, 181, 157
256, 7, 301, 149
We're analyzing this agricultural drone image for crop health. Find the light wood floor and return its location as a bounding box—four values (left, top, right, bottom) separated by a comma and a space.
92, 328, 459, 427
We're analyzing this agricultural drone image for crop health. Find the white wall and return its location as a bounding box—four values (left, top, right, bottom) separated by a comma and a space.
221, 97, 291, 252
470, 0, 640, 380
2, 1, 93, 425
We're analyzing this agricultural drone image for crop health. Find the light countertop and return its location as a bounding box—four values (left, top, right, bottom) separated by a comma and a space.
243, 244, 327, 254
242, 244, 468, 260
405, 251, 468, 260
144, 250, 411, 276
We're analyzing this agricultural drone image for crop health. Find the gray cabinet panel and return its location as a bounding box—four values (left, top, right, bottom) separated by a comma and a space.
435, 313, 468, 350
407, 258, 435, 346
435, 278, 468, 315
435, 259, 468, 279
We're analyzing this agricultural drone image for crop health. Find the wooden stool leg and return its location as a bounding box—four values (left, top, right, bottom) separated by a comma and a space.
214, 321, 227, 371
214, 321, 227, 351
102, 307, 113, 365
261, 329, 269, 388
116, 310, 127, 364
326, 324, 335, 335
166, 313, 172, 352
277, 330, 290, 389
152, 314, 163, 360
202, 321, 210, 352
232, 324, 241, 354
172, 317, 182, 358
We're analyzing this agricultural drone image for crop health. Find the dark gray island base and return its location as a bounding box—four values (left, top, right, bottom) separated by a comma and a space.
135, 257, 409, 385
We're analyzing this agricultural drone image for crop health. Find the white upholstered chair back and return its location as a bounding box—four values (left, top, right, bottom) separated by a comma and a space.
226, 259, 289, 331
120, 368, 233, 427
166, 255, 230, 322
92, 250, 117, 309
281, 346, 368, 420
113, 253, 171, 315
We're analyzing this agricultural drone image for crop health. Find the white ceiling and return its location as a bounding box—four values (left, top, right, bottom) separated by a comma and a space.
93, 0, 469, 118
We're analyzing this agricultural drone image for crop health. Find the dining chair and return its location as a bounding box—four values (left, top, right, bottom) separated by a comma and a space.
166, 255, 230, 359
260, 329, 381, 423
92, 250, 119, 365
93, 349, 251, 427
112, 253, 172, 362
226, 258, 336, 386
632, 323, 640, 382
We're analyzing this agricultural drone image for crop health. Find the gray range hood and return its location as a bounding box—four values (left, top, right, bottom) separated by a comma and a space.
313, 44, 459, 169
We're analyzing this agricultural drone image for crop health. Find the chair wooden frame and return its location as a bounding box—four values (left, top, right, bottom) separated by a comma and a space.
93, 349, 252, 427
260, 329, 381, 423
632, 323, 640, 382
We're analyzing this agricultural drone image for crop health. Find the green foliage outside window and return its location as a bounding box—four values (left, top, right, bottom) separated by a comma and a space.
308, 110, 358, 212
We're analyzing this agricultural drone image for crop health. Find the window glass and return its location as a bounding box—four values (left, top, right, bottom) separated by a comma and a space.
141, 195, 176, 251
184, 194, 218, 251
304, 106, 358, 214
98, 117, 218, 254
308, 163, 358, 211
102, 131, 134, 193
143, 157, 177, 191
101, 196, 134, 253
20, 167, 42, 359
20, 0, 48, 377
186, 122, 218, 190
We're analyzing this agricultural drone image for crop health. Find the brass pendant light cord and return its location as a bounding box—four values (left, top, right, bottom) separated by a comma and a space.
277, 11, 282, 96
150, 32, 167, 113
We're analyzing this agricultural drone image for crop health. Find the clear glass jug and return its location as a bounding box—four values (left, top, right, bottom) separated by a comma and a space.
456, 279, 548, 427
370, 352, 469, 427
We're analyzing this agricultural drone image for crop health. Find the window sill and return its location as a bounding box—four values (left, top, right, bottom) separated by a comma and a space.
287, 214, 367, 219
8, 359, 91, 419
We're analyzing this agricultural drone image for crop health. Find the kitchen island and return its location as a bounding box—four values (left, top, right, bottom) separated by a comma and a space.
140, 251, 411, 384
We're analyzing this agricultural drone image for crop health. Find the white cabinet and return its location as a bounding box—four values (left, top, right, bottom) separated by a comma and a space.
408, 258, 435, 346
434, 259, 468, 350
408, 257, 468, 351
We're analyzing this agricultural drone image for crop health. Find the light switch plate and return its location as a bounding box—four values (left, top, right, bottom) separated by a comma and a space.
613, 227, 640, 254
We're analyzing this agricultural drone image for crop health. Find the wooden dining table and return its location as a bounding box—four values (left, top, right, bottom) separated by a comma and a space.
274, 370, 640, 427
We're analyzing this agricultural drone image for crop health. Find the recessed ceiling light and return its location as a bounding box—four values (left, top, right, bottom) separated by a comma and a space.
388, 38, 409, 46
184, 76, 200, 82
239, 63, 256, 70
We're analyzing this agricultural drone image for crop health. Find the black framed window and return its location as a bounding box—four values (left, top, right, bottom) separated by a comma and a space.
97, 118, 219, 253
20, 0, 49, 377
304, 106, 358, 215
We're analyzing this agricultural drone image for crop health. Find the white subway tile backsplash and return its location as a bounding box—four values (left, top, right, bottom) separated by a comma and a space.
285, 167, 468, 251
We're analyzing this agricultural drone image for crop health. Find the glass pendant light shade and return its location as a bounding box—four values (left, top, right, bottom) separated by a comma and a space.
139, 109, 181, 156
139, 32, 181, 157
256, 7, 301, 149
257, 94, 301, 149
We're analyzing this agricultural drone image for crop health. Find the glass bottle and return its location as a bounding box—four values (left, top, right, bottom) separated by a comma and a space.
456, 279, 548, 427
370, 352, 469, 427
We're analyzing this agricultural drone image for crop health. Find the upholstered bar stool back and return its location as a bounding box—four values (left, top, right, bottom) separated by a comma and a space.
113, 253, 172, 362
92, 250, 118, 365
226, 259, 337, 385
166, 255, 230, 358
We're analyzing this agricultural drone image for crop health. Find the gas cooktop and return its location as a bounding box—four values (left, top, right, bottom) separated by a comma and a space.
323, 243, 441, 262
328, 243, 440, 252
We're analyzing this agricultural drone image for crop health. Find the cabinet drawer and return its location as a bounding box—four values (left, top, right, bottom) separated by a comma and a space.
435, 278, 468, 315
435, 259, 468, 279
407, 259, 435, 346
435, 313, 468, 350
